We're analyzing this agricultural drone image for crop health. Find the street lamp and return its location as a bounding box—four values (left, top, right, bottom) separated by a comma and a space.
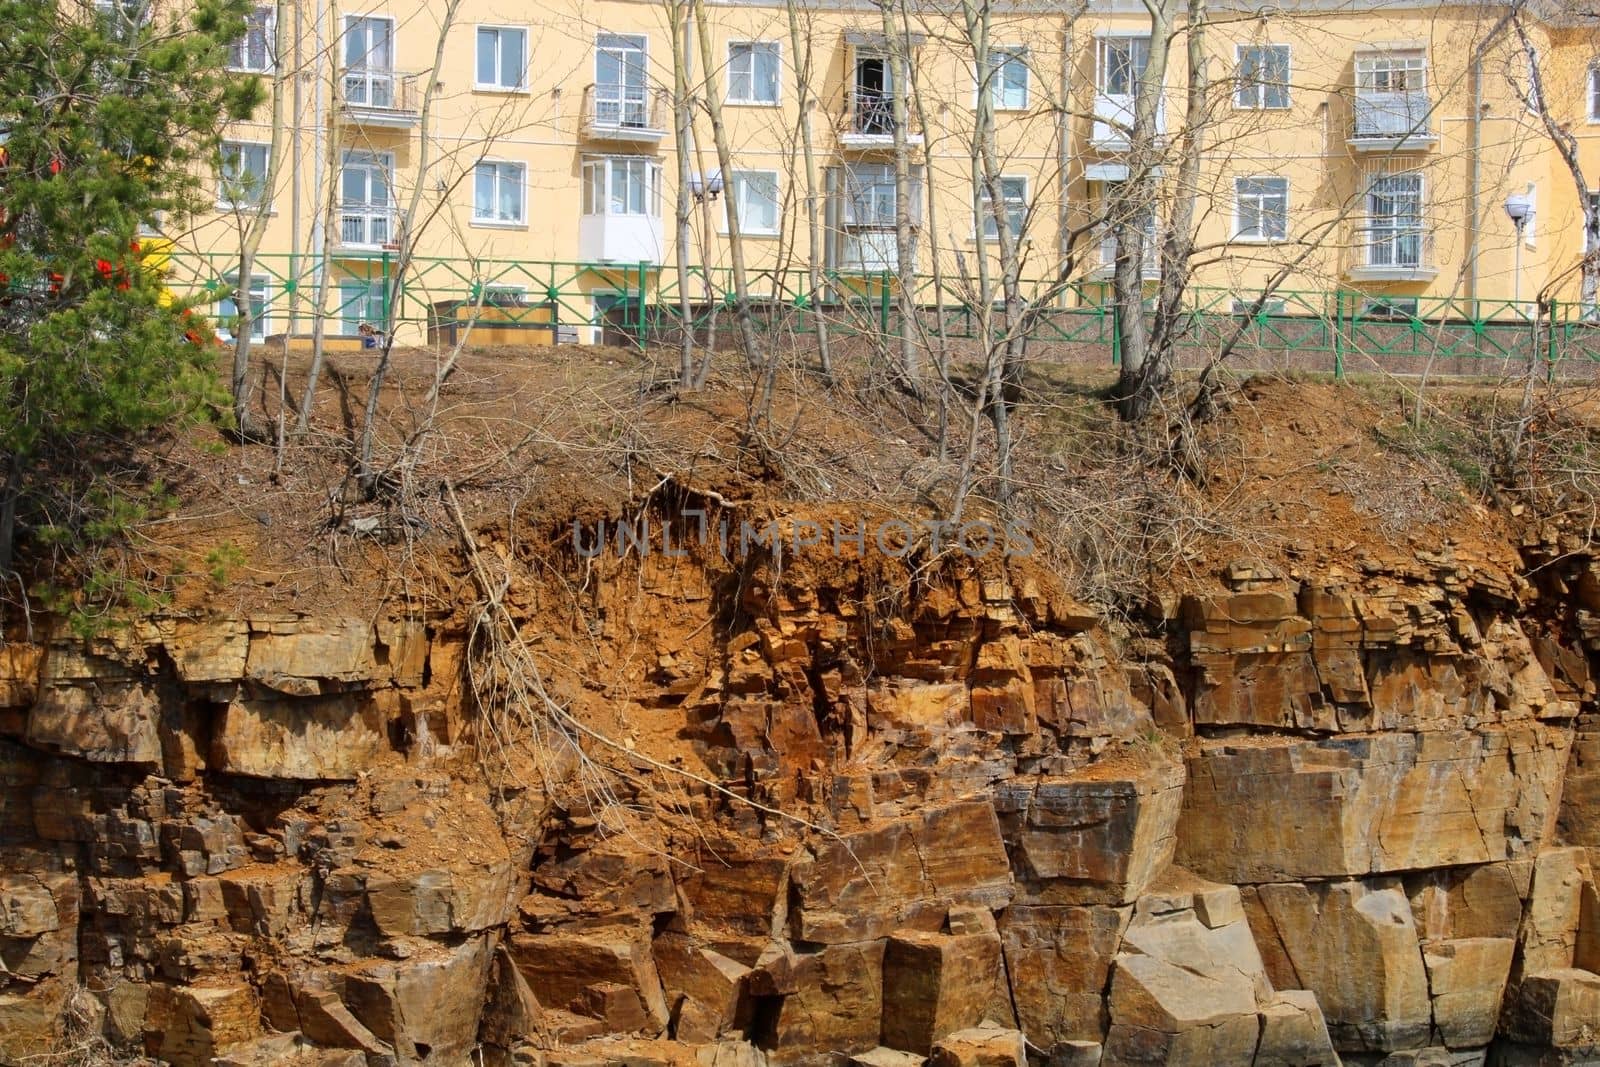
1505, 189, 1532, 315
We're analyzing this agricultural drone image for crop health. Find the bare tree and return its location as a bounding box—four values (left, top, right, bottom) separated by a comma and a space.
1509, 6, 1598, 315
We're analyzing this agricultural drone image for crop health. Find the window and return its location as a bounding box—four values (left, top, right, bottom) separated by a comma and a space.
1354, 51, 1429, 139
476, 26, 526, 91
343, 16, 395, 107
581, 157, 661, 216
983, 47, 1029, 110
339, 279, 389, 335
979, 176, 1027, 240
1235, 45, 1289, 109
1360, 297, 1418, 319
595, 34, 649, 127
1357, 51, 1425, 94
228, 6, 273, 72
473, 161, 525, 225
729, 170, 779, 234
728, 42, 780, 105
833, 163, 923, 270
219, 142, 270, 208
339, 151, 394, 246
1365, 170, 1424, 267
1097, 36, 1151, 97
218, 275, 269, 341
94, 0, 148, 41
1234, 176, 1287, 241
1589, 67, 1599, 121
1231, 298, 1287, 316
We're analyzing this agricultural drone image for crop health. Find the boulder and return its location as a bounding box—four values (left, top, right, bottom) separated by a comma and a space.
997, 752, 1183, 906
1245, 879, 1431, 1052
1000, 904, 1129, 1045
789, 801, 1011, 943
881, 926, 1004, 1054
760, 940, 885, 1063
144, 981, 262, 1067
509, 930, 669, 1033
341, 934, 494, 1062
210, 691, 394, 780
1420, 938, 1514, 1047
1178, 728, 1568, 883
927, 1027, 1026, 1067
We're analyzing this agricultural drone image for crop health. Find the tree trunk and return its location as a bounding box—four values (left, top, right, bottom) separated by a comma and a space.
1112, 0, 1178, 421
691, 0, 763, 381
785, 0, 832, 380
229, 0, 290, 442
669, 0, 697, 387
880, 0, 920, 386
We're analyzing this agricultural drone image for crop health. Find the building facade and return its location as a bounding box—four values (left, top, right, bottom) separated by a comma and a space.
178, 0, 1600, 341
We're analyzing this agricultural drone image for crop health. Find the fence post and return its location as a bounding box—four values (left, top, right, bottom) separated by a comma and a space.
1110, 302, 1121, 368
380, 250, 392, 336
637, 260, 649, 343
1333, 290, 1345, 381
1547, 298, 1560, 381
879, 270, 891, 335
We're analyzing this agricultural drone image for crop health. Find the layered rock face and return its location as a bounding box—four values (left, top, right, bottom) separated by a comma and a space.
1, 529, 1599, 1066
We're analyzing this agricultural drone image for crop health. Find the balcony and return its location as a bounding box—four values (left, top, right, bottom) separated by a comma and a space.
581, 85, 667, 144
339, 68, 420, 129
1090, 94, 1165, 152
838, 90, 923, 150
1346, 225, 1437, 282
338, 205, 398, 249
578, 213, 663, 264
1349, 91, 1437, 151
1090, 228, 1160, 280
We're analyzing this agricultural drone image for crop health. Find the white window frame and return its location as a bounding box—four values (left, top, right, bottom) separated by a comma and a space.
1096, 35, 1151, 98
977, 175, 1027, 240
218, 275, 270, 341
472, 159, 527, 227
1363, 166, 1426, 269
979, 46, 1029, 111
1233, 175, 1288, 242
1588, 67, 1599, 122
218, 140, 271, 209
725, 170, 781, 235
1235, 44, 1289, 110
581, 157, 662, 217
228, 5, 275, 73
474, 25, 527, 92
338, 149, 396, 247
595, 33, 650, 128
727, 41, 781, 106
1356, 51, 1426, 94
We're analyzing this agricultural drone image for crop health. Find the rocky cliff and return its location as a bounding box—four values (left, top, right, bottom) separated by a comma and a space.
2, 380, 1600, 1067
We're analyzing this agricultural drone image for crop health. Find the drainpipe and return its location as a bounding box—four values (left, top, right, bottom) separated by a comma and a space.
1468, 42, 1483, 313
290, 0, 304, 332
310, 0, 327, 283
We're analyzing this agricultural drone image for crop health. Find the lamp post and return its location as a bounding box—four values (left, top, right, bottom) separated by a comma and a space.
1504, 190, 1532, 317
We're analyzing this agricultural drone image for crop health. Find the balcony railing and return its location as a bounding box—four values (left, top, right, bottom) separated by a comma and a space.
339, 206, 397, 248
839, 89, 922, 146
1349, 224, 1437, 280
1092, 226, 1160, 279
1350, 91, 1435, 149
581, 84, 666, 142
339, 68, 420, 127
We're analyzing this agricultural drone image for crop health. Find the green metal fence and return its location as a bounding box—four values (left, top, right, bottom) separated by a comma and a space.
161, 252, 1600, 376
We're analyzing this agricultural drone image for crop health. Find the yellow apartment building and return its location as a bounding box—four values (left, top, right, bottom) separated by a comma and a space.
173, 0, 1600, 344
